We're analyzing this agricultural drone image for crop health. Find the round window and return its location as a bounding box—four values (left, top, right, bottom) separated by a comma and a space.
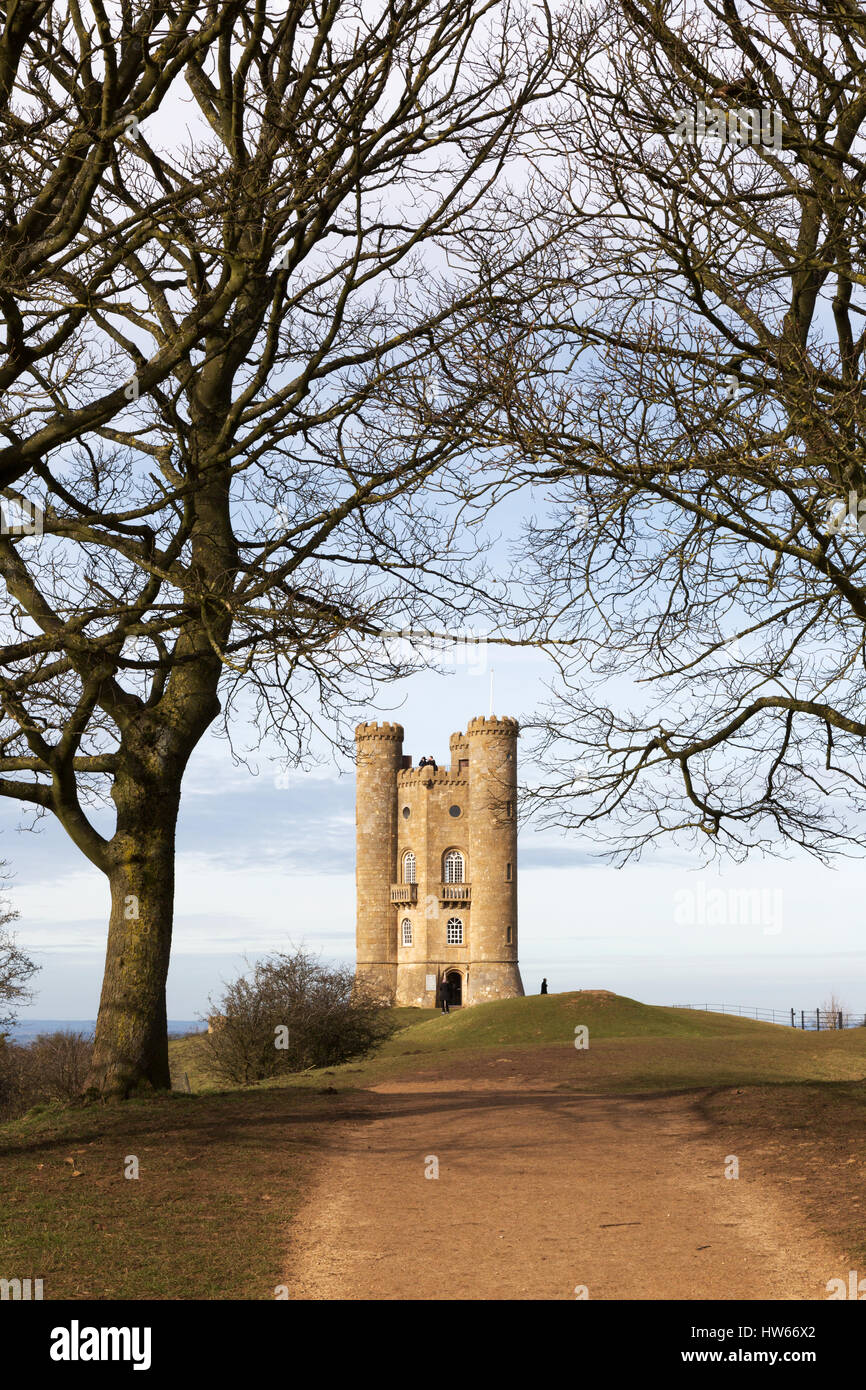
402, 806, 410, 819
449, 804, 461, 818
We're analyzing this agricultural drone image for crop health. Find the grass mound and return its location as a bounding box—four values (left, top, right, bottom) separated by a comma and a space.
384, 990, 782, 1054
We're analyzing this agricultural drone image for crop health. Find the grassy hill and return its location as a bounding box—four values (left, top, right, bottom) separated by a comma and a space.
386, 990, 783, 1048
169, 989, 866, 1095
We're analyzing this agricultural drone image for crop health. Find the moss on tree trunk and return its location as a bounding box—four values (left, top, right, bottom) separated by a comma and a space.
84, 768, 183, 1099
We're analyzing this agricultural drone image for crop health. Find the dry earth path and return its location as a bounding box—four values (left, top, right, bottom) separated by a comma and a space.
286, 1061, 846, 1300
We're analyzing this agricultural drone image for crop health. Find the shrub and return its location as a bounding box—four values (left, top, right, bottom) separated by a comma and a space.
0, 1031, 92, 1121
203, 949, 395, 1084
0, 1034, 24, 1120
21, 1031, 93, 1100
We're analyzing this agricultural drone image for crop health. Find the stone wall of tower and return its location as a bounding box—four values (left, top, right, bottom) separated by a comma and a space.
465, 716, 523, 1002
394, 764, 433, 1006
394, 760, 471, 1006
354, 722, 402, 1000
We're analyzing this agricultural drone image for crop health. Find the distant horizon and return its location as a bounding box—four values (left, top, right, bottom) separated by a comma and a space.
8, 995, 866, 1041
6, 1018, 208, 1042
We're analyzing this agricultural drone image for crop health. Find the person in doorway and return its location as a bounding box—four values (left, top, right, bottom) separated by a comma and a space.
540, 978, 548, 995
440, 976, 451, 1013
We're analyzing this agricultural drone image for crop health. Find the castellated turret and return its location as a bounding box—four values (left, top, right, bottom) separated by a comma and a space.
354, 722, 404, 1001
354, 716, 524, 1007
465, 716, 522, 1002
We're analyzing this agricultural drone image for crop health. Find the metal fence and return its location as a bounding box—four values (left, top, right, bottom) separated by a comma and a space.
670, 1003, 866, 1030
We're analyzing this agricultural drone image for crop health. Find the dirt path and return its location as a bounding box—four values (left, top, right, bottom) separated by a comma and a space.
286, 1068, 846, 1300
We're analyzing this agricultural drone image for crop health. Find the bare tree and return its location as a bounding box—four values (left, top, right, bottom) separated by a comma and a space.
0, 889, 37, 1032
0, 0, 248, 491
421, 0, 866, 863
0, 0, 561, 1095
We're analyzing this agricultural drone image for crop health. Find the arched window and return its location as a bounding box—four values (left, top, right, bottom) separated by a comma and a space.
443, 850, 464, 884
446, 916, 464, 945
402, 851, 416, 884
401, 918, 413, 947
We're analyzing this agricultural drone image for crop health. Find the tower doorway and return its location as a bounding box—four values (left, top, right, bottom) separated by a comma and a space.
445, 970, 463, 1007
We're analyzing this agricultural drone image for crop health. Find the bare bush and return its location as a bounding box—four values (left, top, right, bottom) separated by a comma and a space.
0, 1035, 24, 1120
0, 1031, 93, 1121
0, 918, 37, 1032
203, 950, 395, 1085
821, 995, 847, 1030
20, 1032, 93, 1101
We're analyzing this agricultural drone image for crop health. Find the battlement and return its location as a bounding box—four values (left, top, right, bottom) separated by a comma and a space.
397, 767, 467, 786
449, 732, 470, 748
355, 721, 404, 742
466, 715, 519, 736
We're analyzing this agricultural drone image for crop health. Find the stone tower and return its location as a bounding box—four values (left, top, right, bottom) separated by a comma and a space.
354, 716, 524, 1007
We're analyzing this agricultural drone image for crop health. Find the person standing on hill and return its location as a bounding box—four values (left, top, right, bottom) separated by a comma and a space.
540, 978, 548, 995
440, 976, 451, 1013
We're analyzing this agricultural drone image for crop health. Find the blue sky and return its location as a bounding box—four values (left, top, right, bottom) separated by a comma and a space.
6, 634, 866, 1024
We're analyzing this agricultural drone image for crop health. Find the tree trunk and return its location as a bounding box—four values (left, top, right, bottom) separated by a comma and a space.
84, 776, 182, 1099
82, 445, 228, 1099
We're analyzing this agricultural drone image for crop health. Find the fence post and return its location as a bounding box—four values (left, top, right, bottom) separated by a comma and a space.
816, 1007, 820, 1031
801, 1010, 805, 1030
838, 1011, 842, 1031
790, 1008, 795, 1027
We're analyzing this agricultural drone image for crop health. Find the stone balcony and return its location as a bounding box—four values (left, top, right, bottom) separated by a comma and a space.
391, 884, 418, 904
439, 882, 471, 904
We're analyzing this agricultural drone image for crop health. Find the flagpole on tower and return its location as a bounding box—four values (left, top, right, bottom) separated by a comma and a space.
489, 666, 495, 717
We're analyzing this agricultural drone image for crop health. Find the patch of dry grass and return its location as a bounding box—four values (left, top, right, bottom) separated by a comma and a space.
0, 1086, 337, 1299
